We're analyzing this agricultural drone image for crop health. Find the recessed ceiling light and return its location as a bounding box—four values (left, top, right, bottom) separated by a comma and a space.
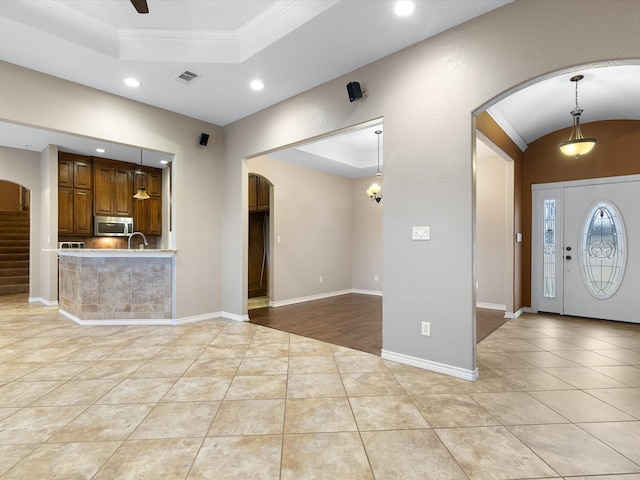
96, 148, 105, 153
22, 144, 32, 150
160, 160, 169, 165
394, 0, 415, 16
250, 79, 264, 91
124, 77, 141, 88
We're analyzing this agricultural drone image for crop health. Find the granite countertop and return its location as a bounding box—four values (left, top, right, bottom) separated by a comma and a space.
56, 248, 177, 256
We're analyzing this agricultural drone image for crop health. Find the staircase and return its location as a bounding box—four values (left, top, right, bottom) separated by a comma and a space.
0, 210, 29, 295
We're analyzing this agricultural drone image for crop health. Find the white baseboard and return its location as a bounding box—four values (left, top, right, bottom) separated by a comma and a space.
270, 289, 353, 308
351, 289, 383, 296
29, 297, 58, 306
476, 302, 506, 311
221, 311, 250, 322
173, 312, 223, 325
59, 308, 226, 326
381, 349, 479, 382
504, 307, 527, 319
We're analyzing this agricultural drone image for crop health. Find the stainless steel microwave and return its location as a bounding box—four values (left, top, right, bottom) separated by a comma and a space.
94, 216, 134, 237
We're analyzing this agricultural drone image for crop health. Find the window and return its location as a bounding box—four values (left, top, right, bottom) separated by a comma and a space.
542, 199, 556, 298
581, 202, 625, 299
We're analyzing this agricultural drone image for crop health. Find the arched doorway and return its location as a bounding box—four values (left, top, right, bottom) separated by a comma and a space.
0, 180, 30, 296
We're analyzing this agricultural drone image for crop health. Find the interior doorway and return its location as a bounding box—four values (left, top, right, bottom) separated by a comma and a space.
248, 173, 271, 309
0, 180, 30, 296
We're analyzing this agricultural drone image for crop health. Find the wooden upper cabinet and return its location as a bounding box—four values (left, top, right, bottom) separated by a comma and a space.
93, 161, 116, 216
248, 174, 270, 212
58, 159, 73, 188
58, 153, 93, 235
58, 187, 74, 234
58, 152, 92, 189
147, 170, 162, 197
114, 166, 133, 217
257, 176, 270, 211
133, 166, 163, 235
248, 175, 258, 212
73, 161, 92, 189
93, 158, 133, 217
73, 189, 92, 235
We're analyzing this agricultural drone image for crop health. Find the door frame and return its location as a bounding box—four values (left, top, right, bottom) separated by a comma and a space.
531, 174, 640, 314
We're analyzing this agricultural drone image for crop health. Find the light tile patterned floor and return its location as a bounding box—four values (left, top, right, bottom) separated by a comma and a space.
1, 294, 640, 479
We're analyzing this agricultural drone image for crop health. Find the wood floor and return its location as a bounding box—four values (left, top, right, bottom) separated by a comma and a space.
249, 293, 507, 356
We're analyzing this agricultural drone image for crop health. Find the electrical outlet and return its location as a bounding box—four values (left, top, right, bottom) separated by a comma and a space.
319, 276, 323, 283
374, 275, 379, 282
421, 321, 430, 336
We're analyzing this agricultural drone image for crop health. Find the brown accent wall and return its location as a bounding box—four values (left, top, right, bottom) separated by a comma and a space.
0, 180, 21, 211
476, 112, 525, 313
522, 119, 640, 306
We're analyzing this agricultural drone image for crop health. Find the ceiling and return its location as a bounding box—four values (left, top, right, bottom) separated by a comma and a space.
0, 1, 638, 174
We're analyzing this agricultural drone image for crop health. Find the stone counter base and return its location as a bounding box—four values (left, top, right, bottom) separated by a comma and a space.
59, 254, 172, 322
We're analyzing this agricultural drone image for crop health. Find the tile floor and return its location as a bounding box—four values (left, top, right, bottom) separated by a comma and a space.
0, 294, 640, 479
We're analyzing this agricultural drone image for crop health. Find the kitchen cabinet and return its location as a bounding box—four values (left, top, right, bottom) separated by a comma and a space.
58, 153, 92, 189
133, 167, 163, 235
93, 159, 133, 217
58, 153, 93, 235
248, 174, 270, 212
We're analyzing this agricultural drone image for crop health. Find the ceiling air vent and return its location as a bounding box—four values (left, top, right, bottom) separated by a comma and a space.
175, 70, 201, 85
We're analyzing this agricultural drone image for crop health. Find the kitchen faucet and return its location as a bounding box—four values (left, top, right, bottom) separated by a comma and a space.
127, 231, 148, 249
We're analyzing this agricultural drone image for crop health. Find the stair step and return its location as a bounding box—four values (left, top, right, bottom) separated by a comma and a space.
0, 253, 29, 262
0, 212, 31, 294
0, 259, 29, 268
0, 240, 30, 247
0, 284, 29, 295
0, 267, 29, 277
0, 275, 29, 286
0, 233, 30, 240
0, 245, 29, 257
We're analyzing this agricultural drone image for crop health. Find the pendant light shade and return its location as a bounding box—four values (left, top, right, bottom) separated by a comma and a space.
366, 130, 383, 203
558, 75, 597, 158
133, 150, 150, 200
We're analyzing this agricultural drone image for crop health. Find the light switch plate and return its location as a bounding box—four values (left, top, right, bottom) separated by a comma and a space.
412, 226, 430, 240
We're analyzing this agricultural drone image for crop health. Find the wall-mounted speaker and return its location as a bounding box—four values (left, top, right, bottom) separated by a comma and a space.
347, 82, 362, 102
199, 133, 210, 146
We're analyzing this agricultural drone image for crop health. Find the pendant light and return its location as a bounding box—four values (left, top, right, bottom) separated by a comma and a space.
133, 149, 150, 200
366, 130, 383, 203
558, 75, 597, 158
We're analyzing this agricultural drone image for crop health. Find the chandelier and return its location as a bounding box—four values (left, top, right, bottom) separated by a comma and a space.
558, 75, 597, 158
366, 130, 383, 203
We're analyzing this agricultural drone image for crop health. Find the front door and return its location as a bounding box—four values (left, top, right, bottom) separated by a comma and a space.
532, 175, 640, 323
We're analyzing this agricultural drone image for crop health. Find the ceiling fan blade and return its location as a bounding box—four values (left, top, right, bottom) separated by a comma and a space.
130, 0, 149, 14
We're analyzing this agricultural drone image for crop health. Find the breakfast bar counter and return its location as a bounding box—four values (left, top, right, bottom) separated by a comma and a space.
58, 249, 176, 325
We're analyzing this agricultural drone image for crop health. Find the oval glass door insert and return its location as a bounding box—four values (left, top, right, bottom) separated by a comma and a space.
581, 201, 626, 299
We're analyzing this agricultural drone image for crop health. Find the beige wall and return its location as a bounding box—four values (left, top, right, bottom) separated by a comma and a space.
476, 154, 507, 308
221, 0, 640, 377
247, 155, 383, 303
351, 176, 383, 293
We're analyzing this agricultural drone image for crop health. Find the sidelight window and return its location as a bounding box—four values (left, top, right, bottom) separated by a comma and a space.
542, 199, 556, 298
